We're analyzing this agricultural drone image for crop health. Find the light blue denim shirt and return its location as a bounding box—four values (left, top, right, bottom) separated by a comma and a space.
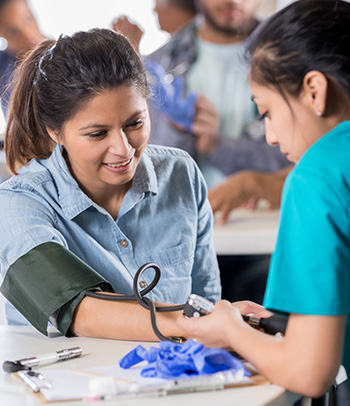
0, 144, 221, 325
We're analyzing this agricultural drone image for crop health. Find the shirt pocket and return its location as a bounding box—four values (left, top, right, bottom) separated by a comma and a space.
143, 241, 195, 303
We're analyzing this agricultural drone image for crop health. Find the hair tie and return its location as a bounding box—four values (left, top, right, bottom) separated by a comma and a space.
34, 41, 57, 85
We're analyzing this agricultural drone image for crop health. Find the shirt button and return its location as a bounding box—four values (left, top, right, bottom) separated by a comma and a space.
139, 281, 147, 289
120, 239, 128, 247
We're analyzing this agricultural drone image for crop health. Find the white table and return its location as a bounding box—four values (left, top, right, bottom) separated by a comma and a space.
0, 326, 300, 406
213, 208, 280, 256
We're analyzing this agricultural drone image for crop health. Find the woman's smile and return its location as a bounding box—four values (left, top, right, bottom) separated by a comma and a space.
104, 157, 134, 172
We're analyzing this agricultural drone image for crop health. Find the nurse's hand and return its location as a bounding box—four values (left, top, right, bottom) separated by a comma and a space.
176, 300, 272, 348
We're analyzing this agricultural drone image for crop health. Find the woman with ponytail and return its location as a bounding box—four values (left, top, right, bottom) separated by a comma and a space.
0, 28, 220, 341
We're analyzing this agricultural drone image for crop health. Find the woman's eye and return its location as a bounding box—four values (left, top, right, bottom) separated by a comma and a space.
125, 119, 143, 129
86, 130, 107, 138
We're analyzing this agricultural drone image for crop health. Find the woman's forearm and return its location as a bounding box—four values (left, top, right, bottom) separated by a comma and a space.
71, 296, 187, 341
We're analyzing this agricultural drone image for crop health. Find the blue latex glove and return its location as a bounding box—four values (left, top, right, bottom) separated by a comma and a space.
145, 60, 197, 132
119, 339, 250, 379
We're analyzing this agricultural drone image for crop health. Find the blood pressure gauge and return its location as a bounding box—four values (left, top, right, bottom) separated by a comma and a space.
182, 294, 289, 336
182, 294, 214, 318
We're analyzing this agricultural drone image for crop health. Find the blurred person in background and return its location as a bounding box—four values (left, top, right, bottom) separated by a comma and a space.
0, 0, 45, 116
112, 0, 196, 54
145, 0, 289, 190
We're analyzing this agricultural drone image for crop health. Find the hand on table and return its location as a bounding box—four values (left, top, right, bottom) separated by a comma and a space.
209, 168, 292, 225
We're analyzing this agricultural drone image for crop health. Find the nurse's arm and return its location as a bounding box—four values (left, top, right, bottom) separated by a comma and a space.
230, 313, 345, 398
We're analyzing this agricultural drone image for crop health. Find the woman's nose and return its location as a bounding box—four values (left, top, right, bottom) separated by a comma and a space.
108, 130, 132, 156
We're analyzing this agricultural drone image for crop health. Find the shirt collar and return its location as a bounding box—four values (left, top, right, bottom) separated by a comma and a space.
46, 145, 158, 220
168, 18, 198, 62
132, 146, 158, 195
46, 145, 93, 219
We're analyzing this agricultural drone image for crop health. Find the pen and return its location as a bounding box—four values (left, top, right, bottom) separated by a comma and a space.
2, 347, 83, 373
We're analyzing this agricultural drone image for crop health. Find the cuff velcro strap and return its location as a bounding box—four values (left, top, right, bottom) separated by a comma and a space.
0, 242, 114, 335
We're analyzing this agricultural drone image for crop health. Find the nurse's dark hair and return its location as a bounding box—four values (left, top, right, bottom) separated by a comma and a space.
5, 28, 148, 174
247, 0, 350, 99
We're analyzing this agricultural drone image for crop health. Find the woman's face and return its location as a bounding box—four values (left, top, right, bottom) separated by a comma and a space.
249, 80, 326, 163
52, 85, 150, 195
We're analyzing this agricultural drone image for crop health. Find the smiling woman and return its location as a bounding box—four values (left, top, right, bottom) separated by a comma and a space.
47, 87, 150, 220
0, 28, 221, 340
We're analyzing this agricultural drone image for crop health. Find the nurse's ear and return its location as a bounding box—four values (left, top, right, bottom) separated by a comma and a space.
47, 128, 62, 145
301, 70, 328, 117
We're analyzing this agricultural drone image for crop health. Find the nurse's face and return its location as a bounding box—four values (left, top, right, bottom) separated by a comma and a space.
250, 80, 325, 163
50, 85, 150, 196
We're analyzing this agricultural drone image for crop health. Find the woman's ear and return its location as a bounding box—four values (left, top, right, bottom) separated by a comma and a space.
47, 128, 61, 145
302, 70, 328, 117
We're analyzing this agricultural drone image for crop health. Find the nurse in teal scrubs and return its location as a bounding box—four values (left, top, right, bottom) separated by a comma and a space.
178, 0, 350, 398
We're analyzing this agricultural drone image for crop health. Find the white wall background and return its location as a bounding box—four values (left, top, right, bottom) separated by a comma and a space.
29, 0, 169, 55
276, 0, 295, 10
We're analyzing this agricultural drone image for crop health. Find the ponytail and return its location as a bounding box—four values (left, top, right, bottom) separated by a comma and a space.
5, 40, 57, 174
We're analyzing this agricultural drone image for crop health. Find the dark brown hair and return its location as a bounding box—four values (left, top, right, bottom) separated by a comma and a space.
5, 28, 148, 174
247, 0, 350, 100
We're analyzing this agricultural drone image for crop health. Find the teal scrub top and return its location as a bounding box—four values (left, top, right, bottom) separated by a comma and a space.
264, 121, 350, 377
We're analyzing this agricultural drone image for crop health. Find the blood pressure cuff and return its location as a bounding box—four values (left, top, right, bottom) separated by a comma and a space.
0, 242, 114, 336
